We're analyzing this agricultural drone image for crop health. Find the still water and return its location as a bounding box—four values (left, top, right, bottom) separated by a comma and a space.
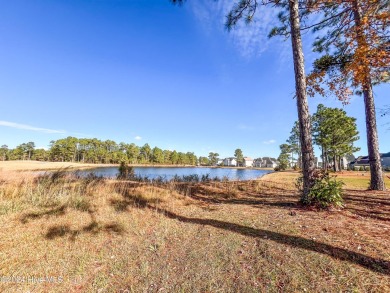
77, 167, 271, 181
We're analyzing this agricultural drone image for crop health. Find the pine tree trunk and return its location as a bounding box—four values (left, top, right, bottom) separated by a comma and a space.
352, 0, 385, 190
363, 81, 385, 190
288, 0, 315, 202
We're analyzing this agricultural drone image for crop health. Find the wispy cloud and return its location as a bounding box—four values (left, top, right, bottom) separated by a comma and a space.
263, 139, 276, 145
134, 136, 142, 141
0, 120, 65, 134
236, 123, 255, 131
189, 0, 280, 58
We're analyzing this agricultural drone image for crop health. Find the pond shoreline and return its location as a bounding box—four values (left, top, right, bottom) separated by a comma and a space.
0, 160, 272, 172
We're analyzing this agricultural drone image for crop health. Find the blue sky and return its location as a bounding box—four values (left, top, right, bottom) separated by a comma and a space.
0, 0, 389, 159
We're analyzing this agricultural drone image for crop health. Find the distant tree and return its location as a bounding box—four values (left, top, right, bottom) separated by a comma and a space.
49, 137, 77, 162
312, 104, 360, 172
199, 156, 210, 166
16, 142, 35, 160
278, 144, 292, 171
126, 143, 140, 164
186, 152, 198, 165
208, 152, 219, 166
177, 152, 187, 165
103, 140, 118, 163
234, 148, 244, 167
170, 150, 179, 165
139, 143, 152, 163
1, 145, 8, 161
152, 147, 164, 164
26, 142, 34, 160
163, 150, 172, 164
32, 148, 49, 161
286, 121, 301, 168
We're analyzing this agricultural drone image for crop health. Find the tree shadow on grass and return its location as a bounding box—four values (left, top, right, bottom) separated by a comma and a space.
343, 190, 390, 222
344, 206, 390, 222
44, 205, 126, 240
45, 221, 125, 240
164, 182, 300, 210
165, 182, 390, 222
145, 204, 389, 275
20, 205, 67, 224
110, 184, 162, 212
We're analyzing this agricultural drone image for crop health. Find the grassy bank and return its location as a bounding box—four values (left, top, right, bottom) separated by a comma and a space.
0, 170, 389, 292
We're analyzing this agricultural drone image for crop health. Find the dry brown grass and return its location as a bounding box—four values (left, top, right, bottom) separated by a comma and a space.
0, 160, 110, 171
0, 170, 389, 292
263, 170, 390, 190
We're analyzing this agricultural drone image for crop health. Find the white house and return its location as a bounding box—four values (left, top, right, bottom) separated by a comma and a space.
262, 157, 278, 168
242, 157, 253, 167
223, 157, 237, 167
341, 155, 355, 169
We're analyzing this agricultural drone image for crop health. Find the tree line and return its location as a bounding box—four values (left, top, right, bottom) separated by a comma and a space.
1, 139, 254, 169
1, 138, 198, 165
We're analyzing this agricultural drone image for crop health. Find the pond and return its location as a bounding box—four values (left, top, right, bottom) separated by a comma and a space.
76, 166, 271, 181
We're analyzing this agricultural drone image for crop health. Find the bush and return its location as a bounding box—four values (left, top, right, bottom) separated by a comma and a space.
296, 170, 344, 208
274, 166, 280, 171
359, 166, 364, 171
117, 162, 135, 180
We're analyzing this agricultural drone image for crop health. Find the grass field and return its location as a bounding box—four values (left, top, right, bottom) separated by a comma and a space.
266, 170, 390, 190
0, 160, 109, 171
0, 166, 389, 292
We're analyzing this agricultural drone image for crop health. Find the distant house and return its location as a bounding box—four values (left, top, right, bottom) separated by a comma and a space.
314, 157, 320, 168
382, 152, 390, 169
350, 156, 370, 169
253, 158, 263, 168
341, 154, 355, 169
242, 157, 253, 167
223, 157, 237, 167
262, 157, 278, 168
350, 153, 390, 170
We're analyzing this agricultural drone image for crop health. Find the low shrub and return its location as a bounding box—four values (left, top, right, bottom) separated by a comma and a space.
296, 170, 344, 208
117, 162, 135, 180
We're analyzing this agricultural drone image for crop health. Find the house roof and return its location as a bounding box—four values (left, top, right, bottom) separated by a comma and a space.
262, 157, 277, 164
351, 153, 390, 164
